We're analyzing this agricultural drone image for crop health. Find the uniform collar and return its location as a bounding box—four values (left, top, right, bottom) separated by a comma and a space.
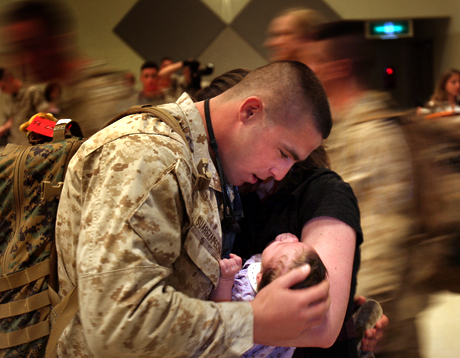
159, 93, 221, 192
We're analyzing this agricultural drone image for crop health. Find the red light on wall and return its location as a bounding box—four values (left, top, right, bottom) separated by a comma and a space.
384, 66, 396, 90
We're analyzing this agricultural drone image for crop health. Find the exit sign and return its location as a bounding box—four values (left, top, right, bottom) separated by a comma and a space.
366, 20, 413, 39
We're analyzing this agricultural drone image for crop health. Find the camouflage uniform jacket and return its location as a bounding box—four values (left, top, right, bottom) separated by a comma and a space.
326, 90, 416, 299
55, 93, 253, 357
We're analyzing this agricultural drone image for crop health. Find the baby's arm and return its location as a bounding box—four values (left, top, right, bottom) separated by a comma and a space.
209, 254, 242, 302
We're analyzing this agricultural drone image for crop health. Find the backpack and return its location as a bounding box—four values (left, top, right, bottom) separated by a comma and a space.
0, 106, 211, 358
0, 118, 83, 358
397, 112, 460, 293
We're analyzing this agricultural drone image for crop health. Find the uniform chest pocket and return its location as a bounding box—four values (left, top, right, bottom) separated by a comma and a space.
184, 216, 221, 288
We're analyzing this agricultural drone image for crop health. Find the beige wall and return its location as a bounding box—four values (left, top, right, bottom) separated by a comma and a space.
65, 0, 143, 75
1, 0, 458, 88
63, 0, 459, 82
63, 0, 460, 88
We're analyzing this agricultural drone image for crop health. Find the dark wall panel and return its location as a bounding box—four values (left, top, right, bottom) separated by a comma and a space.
114, 0, 225, 62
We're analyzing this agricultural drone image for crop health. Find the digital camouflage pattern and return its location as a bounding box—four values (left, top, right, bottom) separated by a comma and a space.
326, 90, 421, 358
55, 93, 253, 358
0, 135, 83, 358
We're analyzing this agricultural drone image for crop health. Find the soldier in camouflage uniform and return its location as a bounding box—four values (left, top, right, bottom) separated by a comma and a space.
0, 68, 47, 146
304, 22, 423, 358
0, 0, 132, 139
54, 61, 335, 357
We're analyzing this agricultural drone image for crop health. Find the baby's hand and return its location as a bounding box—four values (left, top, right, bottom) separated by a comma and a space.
275, 232, 299, 243
219, 254, 242, 279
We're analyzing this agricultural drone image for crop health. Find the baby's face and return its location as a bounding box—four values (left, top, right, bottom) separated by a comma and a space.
261, 235, 313, 274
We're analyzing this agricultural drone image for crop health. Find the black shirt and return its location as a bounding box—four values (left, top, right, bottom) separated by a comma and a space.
233, 166, 363, 358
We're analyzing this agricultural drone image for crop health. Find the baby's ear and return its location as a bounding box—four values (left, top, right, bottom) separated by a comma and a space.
256, 271, 262, 284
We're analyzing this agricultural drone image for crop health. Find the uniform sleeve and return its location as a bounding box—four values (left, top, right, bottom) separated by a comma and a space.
60, 133, 253, 357
341, 120, 415, 297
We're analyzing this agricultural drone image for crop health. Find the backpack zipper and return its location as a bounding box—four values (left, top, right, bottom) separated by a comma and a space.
2, 146, 30, 275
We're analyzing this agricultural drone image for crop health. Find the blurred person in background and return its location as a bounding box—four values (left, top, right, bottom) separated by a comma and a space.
418, 68, 460, 114
156, 56, 176, 96
122, 71, 136, 97
264, 7, 327, 63
304, 21, 423, 358
264, 9, 423, 358
0, 0, 132, 138
43, 81, 62, 116
130, 60, 164, 106
158, 58, 213, 101
0, 67, 47, 146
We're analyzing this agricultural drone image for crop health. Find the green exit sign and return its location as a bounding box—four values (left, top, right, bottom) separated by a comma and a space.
366, 20, 413, 39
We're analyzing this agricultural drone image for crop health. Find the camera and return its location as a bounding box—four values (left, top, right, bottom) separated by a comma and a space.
183, 60, 214, 91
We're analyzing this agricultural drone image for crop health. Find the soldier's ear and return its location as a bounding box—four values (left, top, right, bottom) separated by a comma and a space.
239, 96, 263, 123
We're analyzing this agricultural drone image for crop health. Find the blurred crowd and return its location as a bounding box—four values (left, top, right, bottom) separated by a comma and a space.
1, 2, 459, 358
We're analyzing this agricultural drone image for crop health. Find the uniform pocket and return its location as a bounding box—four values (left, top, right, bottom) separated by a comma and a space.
184, 217, 220, 288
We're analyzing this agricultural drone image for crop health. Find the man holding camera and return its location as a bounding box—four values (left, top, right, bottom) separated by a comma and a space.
158, 58, 214, 101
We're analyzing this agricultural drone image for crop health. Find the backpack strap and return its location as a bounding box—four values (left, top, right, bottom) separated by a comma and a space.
0, 260, 52, 349
45, 286, 79, 358
104, 105, 188, 144
0, 320, 50, 350
0, 260, 50, 291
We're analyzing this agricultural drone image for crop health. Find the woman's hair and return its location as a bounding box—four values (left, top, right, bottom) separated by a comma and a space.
430, 68, 460, 103
258, 247, 328, 291
195, 68, 250, 101
297, 144, 330, 169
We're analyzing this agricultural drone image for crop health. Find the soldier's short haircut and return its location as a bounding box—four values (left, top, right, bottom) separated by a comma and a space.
224, 61, 332, 139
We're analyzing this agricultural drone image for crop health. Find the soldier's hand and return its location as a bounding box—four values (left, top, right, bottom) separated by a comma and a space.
250, 264, 331, 346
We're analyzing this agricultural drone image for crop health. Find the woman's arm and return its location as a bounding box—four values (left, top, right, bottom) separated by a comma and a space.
298, 216, 356, 348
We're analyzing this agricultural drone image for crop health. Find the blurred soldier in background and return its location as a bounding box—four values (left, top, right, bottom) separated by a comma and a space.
0, 0, 132, 137
264, 9, 425, 358
304, 21, 422, 358
0, 67, 47, 146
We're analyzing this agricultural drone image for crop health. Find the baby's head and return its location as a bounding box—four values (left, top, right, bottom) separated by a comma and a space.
257, 234, 327, 291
